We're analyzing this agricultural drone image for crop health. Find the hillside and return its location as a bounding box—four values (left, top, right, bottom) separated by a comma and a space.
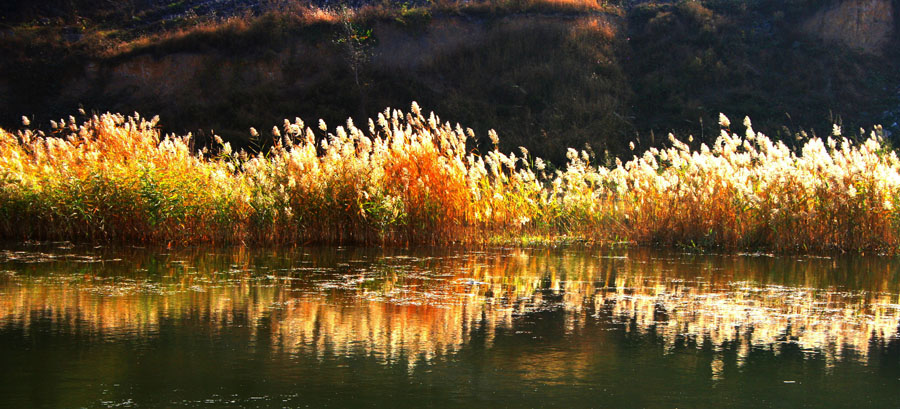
1, 0, 898, 163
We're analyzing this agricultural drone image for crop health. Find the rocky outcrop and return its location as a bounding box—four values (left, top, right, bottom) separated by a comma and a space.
801, 0, 894, 54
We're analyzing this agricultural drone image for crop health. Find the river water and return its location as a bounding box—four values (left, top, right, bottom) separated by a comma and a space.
1, 243, 898, 408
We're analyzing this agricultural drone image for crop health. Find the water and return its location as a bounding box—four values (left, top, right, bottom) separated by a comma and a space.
1, 243, 899, 408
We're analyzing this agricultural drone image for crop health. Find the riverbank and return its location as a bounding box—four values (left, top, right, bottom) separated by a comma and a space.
2, 104, 897, 253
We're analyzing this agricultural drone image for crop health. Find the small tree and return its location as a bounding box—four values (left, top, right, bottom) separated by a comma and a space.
336, 6, 374, 118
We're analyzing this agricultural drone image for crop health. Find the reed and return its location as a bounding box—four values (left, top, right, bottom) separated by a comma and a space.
1, 105, 898, 253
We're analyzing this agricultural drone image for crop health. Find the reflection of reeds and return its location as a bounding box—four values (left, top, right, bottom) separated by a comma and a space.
598, 276, 900, 367
1, 248, 898, 368
272, 298, 513, 366
0, 279, 278, 338
2, 107, 899, 252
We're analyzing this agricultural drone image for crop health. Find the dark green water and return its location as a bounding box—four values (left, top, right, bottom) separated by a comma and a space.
1, 243, 899, 408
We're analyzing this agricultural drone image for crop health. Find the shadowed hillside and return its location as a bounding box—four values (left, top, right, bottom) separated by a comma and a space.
1, 0, 898, 163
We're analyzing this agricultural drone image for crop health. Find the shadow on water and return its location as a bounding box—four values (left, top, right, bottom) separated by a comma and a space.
1, 243, 899, 408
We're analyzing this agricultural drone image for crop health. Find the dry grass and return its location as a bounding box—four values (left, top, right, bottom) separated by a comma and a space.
453, 0, 616, 15
1, 105, 898, 253
18, 0, 612, 59
106, 6, 343, 58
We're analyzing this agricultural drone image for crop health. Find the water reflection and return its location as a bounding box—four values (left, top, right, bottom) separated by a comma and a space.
599, 275, 900, 367
1, 245, 899, 370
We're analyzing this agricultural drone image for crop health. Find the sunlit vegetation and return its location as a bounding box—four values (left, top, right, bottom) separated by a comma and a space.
1, 104, 898, 253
